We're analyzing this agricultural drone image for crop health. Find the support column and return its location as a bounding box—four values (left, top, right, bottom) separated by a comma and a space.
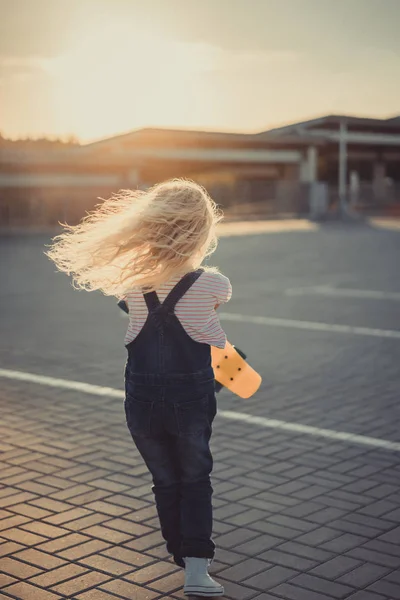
300, 146, 327, 219
372, 162, 386, 202
300, 146, 318, 182
338, 120, 348, 212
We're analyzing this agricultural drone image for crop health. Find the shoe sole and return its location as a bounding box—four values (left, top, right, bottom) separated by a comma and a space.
184, 585, 224, 597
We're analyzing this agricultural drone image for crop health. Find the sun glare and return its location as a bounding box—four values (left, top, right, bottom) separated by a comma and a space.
50, 25, 216, 140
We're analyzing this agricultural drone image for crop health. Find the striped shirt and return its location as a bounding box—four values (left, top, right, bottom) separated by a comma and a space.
124, 271, 232, 348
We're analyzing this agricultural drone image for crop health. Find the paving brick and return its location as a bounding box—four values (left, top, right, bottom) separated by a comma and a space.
0, 574, 18, 588
236, 534, 283, 555
277, 541, 333, 562
0, 515, 30, 531
36, 475, 75, 490
20, 521, 70, 538
344, 512, 394, 532
293, 526, 341, 547
328, 518, 383, 538
310, 556, 362, 579
2, 582, 63, 599
253, 491, 299, 508
270, 582, 333, 600
244, 566, 299, 589
219, 558, 272, 583
123, 505, 157, 522
43, 507, 93, 524
126, 561, 178, 584
65, 513, 110, 530
304, 506, 347, 524
80, 524, 132, 543
281, 502, 323, 518
214, 548, 248, 566
84, 500, 131, 516
36, 532, 89, 553
76, 591, 127, 600
58, 539, 111, 560
347, 546, 400, 569
76, 591, 126, 600
345, 592, 387, 600
101, 517, 153, 536
69, 490, 112, 504
148, 570, 184, 593
101, 579, 160, 599
366, 539, 400, 557
215, 527, 261, 549
12, 548, 66, 569
259, 549, 318, 571
377, 525, 400, 545
315, 495, 362, 512
321, 533, 368, 553
15, 481, 59, 495
29, 498, 73, 512
0, 541, 24, 556
217, 578, 260, 600
52, 571, 111, 595
0, 492, 37, 508
251, 595, 283, 600
338, 563, 391, 587
123, 532, 165, 553
78, 553, 135, 575
367, 579, 400, 598
6, 503, 52, 519
101, 494, 149, 510
28, 564, 88, 587
0, 527, 46, 545
101, 545, 154, 567
358, 500, 398, 517
0, 556, 43, 579
225, 508, 267, 527
270, 514, 317, 533
247, 520, 302, 541
385, 569, 400, 584
290, 572, 354, 598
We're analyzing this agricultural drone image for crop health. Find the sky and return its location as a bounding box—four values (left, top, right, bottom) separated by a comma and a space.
0, 0, 399, 142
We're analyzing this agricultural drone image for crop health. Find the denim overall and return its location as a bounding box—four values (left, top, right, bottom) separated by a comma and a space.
124, 268, 217, 566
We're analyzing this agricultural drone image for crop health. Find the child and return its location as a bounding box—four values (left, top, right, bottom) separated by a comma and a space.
46, 179, 232, 597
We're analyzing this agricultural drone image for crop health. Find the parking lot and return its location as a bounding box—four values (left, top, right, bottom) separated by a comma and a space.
1, 220, 400, 600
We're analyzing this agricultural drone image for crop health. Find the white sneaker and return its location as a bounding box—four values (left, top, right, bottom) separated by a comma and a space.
183, 557, 224, 597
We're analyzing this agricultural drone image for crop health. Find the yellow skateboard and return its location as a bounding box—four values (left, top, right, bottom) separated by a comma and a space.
118, 300, 261, 398
212, 342, 262, 399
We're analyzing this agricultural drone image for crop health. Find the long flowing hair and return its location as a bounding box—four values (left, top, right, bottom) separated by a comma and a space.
46, 178, 223, 296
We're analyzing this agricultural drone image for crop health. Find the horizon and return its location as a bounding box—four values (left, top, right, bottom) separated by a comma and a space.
1, 0, 400, 142
3, 109, 399, 146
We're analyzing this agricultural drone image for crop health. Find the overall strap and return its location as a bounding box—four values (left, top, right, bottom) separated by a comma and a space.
143, 291, 161, 312
161, 268, 204, 312
143, 268, 204, 314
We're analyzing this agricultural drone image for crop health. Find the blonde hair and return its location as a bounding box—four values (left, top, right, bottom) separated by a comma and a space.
46, 178, 223, 296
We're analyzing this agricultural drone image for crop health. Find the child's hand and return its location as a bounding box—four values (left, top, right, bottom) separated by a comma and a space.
214, 304, 219, 310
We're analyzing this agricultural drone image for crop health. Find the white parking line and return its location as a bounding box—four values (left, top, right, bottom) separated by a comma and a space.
121, 309, 400, 339
0, 368, 124, 398
219, 411, 400, 453
1, 368, 400, 452
285, 285, 400, 302
219, 312, 400, 340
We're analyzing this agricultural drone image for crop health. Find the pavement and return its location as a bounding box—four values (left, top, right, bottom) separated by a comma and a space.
1, 220, 400, 600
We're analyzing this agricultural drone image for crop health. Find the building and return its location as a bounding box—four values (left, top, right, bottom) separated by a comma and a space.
1, 114, 399, 227
261, 115, 400, 213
